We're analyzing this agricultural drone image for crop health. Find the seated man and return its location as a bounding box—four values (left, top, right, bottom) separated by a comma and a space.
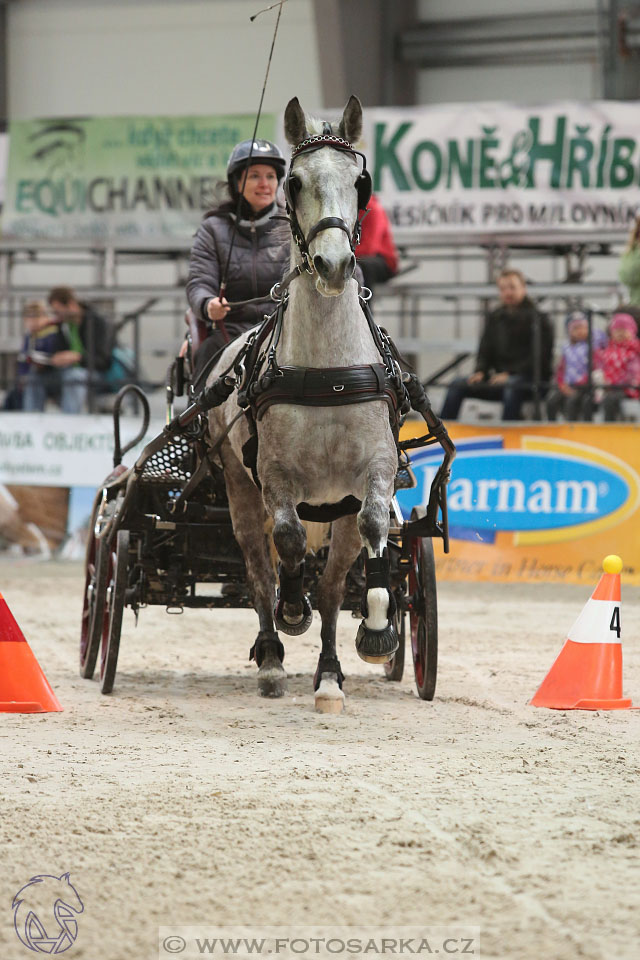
21, 300, 88, 413
440, 269, 554, 421
30, 286, 114, 411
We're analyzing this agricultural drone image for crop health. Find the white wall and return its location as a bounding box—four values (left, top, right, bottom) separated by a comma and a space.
417, 0, 602, 104
7, 0, 321, 119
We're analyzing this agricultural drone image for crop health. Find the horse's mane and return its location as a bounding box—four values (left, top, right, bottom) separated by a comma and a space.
303, 115, 341, 137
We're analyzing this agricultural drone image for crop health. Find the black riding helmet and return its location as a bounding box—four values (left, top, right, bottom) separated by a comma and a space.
226, 139, 286, 195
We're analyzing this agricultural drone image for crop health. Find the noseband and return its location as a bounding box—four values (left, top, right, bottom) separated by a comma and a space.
283, 133, 372, 273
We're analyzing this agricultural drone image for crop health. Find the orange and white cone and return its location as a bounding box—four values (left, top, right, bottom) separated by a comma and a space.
531, 555, 632, 711
0, 589, 62, 713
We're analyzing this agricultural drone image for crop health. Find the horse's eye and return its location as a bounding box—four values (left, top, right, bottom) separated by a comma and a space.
288, 175, 301, 197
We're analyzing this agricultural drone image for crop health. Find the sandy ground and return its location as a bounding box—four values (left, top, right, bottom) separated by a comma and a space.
1, 559, 639, 960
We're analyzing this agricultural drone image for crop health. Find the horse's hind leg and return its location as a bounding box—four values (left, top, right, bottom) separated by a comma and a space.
355, 466, 398, 664
221, 446, 286, 697
314, 515, 362, 713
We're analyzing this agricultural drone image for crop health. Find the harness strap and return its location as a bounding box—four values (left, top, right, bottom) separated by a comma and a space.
253, 363, 398, 419
296, 496, 361, 522
306, 217, 353, 248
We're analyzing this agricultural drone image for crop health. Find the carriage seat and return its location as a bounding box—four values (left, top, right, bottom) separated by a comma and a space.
184, 308, 208, 358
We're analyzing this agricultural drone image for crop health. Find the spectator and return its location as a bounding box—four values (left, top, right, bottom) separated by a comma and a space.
440, 269, 554, 421
20, 300, 91, 413
595, 312, 640, 421
48, 286, 113, 379
186, 139, 290, 381
618, 215, 640, 306
355, 194, 398, 292
4, 302, 66, 411
546, 310, 606, 421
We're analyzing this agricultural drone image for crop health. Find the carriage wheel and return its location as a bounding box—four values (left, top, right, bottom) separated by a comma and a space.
100, 529, 130, 695
80, 511, 110, 679
408, 507, 438, 701
384, 593, 406, 682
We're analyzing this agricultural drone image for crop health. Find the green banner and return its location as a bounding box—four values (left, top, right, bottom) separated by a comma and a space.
1, 114, 276, 241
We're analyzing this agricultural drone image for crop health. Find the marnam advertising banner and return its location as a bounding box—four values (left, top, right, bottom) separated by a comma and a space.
359, 101, 640, 237
1, 114, 275, 241
398, 422, 640, 586
3, 416, 640, 584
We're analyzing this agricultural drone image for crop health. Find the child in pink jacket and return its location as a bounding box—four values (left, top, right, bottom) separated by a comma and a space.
596, 312, 640, 420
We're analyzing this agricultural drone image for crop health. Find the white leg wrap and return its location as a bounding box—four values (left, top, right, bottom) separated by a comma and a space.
364, 586, 390, 630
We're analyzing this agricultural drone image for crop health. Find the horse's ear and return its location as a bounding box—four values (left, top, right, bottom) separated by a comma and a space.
339, 95, 363, 144
284, 97, 307, 146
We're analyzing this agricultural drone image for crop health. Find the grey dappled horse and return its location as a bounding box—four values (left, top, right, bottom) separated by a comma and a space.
208, 97, 399, 712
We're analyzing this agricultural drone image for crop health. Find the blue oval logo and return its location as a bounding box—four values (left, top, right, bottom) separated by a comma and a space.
404, 450, 629, 532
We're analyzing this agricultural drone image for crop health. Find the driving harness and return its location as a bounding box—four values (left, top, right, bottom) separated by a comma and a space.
196, 132, 448, 521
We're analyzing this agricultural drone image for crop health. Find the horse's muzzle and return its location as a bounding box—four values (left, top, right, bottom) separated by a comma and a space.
312, 251, 356, 296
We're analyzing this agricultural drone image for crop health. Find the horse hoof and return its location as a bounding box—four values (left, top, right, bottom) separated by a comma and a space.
274, 594, 313, 637
257, 660, 288, 698
355, 620, 398, 664
314, 675, 345, 714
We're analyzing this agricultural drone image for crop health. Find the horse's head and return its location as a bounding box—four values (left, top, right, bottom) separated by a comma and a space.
284, 95, 370, 296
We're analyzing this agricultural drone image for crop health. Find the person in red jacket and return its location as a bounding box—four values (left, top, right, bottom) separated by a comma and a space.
355, 194, 398, 291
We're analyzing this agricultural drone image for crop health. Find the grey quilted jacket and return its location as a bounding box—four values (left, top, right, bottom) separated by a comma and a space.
186, 202, 291, 328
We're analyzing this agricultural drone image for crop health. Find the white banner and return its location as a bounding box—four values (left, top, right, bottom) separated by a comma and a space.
358, 100, 640, 237
0, 413, 164, 488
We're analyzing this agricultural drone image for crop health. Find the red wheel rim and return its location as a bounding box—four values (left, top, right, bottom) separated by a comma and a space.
99, 546, 116, 680
408, 538, 426, 689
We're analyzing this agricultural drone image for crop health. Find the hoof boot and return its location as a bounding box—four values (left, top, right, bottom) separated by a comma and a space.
274, 593, 313, 637
355, 620, 399, 664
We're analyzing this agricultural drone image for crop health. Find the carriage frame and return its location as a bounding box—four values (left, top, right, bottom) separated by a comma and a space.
80, 344, 454, 701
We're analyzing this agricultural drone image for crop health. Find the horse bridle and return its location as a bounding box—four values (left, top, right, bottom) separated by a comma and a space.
283, 132, 372, 273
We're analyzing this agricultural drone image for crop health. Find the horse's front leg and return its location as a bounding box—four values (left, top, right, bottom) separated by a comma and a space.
261, 469, 313, 637
314, 514, 362, 713
220, 441, 286, 698
355, 460, 398, 663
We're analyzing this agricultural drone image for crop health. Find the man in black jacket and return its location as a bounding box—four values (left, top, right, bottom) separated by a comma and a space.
440, 270, 553, 421
22, 286, 114, 412
48, 286, 113, 375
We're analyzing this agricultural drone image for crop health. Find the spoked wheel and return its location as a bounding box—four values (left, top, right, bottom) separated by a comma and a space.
80, 507, 109, 679
408, 507, 438, 700
100, 529, 130, 695
384, 592, 406, 682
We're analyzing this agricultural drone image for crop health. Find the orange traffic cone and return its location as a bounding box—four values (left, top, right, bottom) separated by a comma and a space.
531, 555, 632, 711
0, 589, 63, 713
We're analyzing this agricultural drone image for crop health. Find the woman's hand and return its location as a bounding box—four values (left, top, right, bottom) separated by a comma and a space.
207, 297, 231, 323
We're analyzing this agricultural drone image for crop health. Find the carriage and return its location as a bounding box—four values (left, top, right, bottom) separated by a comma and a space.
80, 362, 453, 700
79, 96, 456, 710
